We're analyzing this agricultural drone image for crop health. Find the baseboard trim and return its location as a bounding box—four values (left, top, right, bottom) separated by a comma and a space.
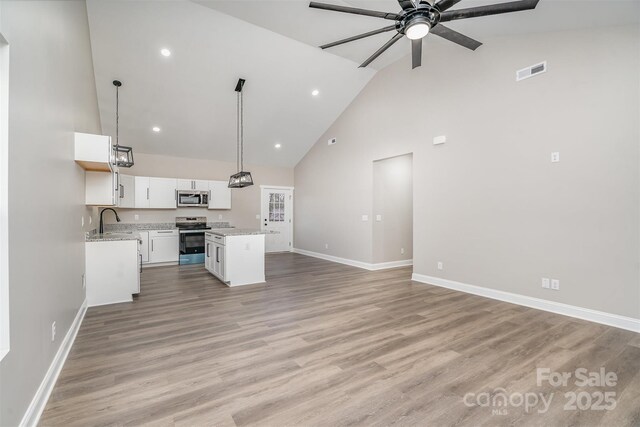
19, 299, 88, 427
293, 248, 412, 271
411, 274, 640, 333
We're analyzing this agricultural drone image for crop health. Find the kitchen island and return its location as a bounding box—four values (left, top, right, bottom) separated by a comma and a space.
205, 229, 267, 287
85, 232, 142, 307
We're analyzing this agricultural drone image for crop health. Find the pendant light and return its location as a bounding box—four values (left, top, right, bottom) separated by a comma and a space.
228, 78, 253, 188
112, 80, 134, 168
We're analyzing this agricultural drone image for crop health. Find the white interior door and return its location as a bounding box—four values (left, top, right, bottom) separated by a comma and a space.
261, 187, 293, 253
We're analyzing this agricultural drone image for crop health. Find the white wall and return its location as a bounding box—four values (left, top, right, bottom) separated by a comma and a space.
102, 152, 294, 229
373, 154, 413, 264
294, 25, 640, 319
0, 1, 100, 425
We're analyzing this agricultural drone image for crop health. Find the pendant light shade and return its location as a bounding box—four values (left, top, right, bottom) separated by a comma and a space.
228, 78, 253, 188
112, 80, 134, 168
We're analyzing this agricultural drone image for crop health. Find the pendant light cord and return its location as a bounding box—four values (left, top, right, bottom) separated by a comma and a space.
115, 84, 119, 149
240, 89, 244, 172
236, 91, 240, 173
236, 88, 245, 173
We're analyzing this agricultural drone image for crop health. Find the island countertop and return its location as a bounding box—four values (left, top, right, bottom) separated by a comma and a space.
206, 228, 272, 237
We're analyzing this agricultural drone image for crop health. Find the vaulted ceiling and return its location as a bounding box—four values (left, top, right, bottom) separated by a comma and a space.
87, 0, 639, 168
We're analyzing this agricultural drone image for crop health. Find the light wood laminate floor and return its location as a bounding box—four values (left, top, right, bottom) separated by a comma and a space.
41, 253, 640, 426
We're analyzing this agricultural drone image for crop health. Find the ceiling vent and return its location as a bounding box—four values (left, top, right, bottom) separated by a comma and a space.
516, 61, 547, 82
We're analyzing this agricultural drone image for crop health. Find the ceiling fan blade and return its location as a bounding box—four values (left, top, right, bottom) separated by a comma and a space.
397, 0, 415, 10
309, 2, 400, 20
320, 25, 398, 49
359, 32, 404, 68
435, 0, 463, 12
440, 0, 539, 22
430, 24, 482, 50
411, 38, 422, 69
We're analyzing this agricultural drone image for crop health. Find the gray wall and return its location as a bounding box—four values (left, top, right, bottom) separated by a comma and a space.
103, 152, 294, 229
294, 25, 640, 319
373, 154, 413, 264
0, 1, 100, 425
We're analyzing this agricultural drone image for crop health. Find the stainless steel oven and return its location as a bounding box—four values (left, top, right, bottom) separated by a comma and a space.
176, 217, 211, 264
176, 190, 209, 207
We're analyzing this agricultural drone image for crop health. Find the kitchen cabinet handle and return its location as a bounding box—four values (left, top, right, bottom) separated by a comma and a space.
216, 246, 219, 263
156, 230, 173, 234
139, 254, 142, 273
206, 243, 210, 257
146, 188, 149, 200
151, 240, 154, 251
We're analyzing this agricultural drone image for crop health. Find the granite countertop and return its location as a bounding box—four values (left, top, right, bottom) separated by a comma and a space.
206, 228, 275, 237
104, 222, 177, 232
86, 232, 142, 243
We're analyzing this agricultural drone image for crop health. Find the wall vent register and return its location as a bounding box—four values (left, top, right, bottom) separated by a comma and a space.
516, 61, 547, 82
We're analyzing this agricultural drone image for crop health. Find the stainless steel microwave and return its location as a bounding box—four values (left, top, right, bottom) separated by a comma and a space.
176, 190, 209, 207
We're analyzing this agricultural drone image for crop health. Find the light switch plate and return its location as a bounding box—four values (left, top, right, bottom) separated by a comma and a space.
376, 214, 382, 222
361, 215, 369, 221
134, 214, 139, 221
437, 262, 443, 270
551, 152, 560, 163
256, 214, 260, 220
542, 278, 550, 289
551, 279, 560, 290
433, 135, 446, 145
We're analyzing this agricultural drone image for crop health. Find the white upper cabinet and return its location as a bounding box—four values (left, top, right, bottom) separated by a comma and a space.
208, 180, 231, 210
177, 179, 208, 191
74, 132, 113, 172
149, 177, 177, 209
134, 176, 150, 208
85, 171, 116, 206
117, 174, 135, 208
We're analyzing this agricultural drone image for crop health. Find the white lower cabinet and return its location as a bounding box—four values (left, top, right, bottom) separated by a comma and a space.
86, 240, 140, 307
149, 230, 179, 263
139, 231, 150, 263
205, 232, 264, 286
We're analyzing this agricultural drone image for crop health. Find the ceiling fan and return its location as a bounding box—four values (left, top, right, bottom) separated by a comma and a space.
309, 0, 540, 69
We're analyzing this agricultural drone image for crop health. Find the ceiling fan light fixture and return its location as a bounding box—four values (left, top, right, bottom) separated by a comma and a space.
405, 19, 431, 40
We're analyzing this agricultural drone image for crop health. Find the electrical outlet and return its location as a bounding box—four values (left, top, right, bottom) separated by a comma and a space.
400, 248, 405, 255
81, 216, 85, 227
437, 262, 443, 270
551, 152, 560, 163
134, 214, 139, 221
542, 278, 550, 289
325, 243, 329, 249
82, 273, 86, 290
376, 214, 382, 222
218, 214, 223, 220
89, 216, 92, 224
551, 279, 560, 290
51, 321, 56, 342
256, 214, 260, 220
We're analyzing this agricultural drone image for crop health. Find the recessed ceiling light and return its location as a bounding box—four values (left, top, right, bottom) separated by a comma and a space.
311, 89, 319, 96
152, 126, 161, 132
274, 143, 282, 149
160, 48, 171, 57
